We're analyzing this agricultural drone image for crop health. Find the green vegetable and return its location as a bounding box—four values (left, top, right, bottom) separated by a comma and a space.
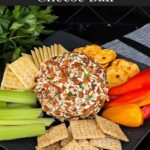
0, 101, 7, 107
0, 118, 54, 126
0, 108, 42, 120
0, 124, 45, 141
0, 90, 36, 105
0, 106, 33, 109
7, 103, 35, 108
79, 84, 84, 90
0, 6, 58, 63
84, 73, 90, 78
67, 91, 73, 96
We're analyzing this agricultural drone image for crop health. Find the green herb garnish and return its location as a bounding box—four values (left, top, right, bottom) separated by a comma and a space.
84, 73, 90, 78
91, 99, 95, 102
0, 6, 58, 63
68, 72, 71, 77
79, 84, 84, 90
47, 77, 51, 80
67, 91, 73, 96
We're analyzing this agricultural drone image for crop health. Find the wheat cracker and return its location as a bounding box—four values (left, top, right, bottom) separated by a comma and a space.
95, 115, 129, 142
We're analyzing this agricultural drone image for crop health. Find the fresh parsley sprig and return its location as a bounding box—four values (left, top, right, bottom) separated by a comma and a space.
0, 6, 58, 63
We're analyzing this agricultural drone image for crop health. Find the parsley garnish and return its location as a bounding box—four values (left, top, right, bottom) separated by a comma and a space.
91, 99, 95, 102
79, 84, 84, 90
67, 91, 73, 96
47, 77, 51, 80
84, 73, 90, 78
0, 6, 58, 63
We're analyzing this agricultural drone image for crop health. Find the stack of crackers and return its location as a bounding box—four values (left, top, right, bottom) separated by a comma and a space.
1, 56, 38, 90
74, 45, 117, 69
0, 44, 68, 90
74, 45, 140, 88
106, 59, 140, 87
31, 44, 69, 69
36, 115, 129, 150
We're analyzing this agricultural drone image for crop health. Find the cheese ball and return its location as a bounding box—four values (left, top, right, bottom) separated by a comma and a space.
35, 52, 109, 121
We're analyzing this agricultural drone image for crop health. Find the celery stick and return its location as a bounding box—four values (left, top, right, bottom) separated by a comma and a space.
0, 90, 36, 105
7, 103, 36, 108
0, 118, 54, 126
0, 106, 33, 109
0, 124, 45, 141
0, 102, 7, 107
0, 108, 42, 120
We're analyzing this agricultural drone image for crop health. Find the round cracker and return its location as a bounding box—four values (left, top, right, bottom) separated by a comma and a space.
117, 61, 140, 78
106, 66, 129, 87
103, 49, 117, 60
95, 50, 116, 64
74, 47, 85, 53
84, 44, 102, 52
83, 45, 102, 58
111, 59, 128, 66
100, 63, 110, 69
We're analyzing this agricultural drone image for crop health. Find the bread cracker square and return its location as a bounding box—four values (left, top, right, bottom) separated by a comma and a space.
37, 123, 68, 149
95, 115, 129, 142
36, 142, 61, 150
21, 53, 33, 61
90, 137, 122, 150
61, 140, 82, 150
31, 50, 40, 69
47, 46, 52, 59
70, 120, 105, 140
42, 46, 49, 62
61, 126, 73, 147
8, 56, 38, 89
51, 45, 55, 57
54, 44, 58, 56
78, 140, 99, 150
34, 47, 43, 64
1, 65, 25, 90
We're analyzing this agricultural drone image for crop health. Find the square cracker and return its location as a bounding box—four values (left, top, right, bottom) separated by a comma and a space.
36, 142, 61, 150
43, 46, 49, 62
58, 44, 63, 56
8, 56, 38, 89
1, 65, 25, 90
39, 47, 45, 62
21, 53, 33, 61
37, 123, 68, 149
54, 44, 58, 56
31, 50, 40, 69
61, 140, 82, 150
34, 47, 43, 64
90, 137, 122, 150
95, 115, 129, 142
61, 126, 73, 147
47, 46, 52, 59
51, 45, 55, 57
70, 120, 105, 140
78, 140, 99, 150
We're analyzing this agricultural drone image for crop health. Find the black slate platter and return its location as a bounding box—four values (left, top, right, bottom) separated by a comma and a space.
0, 31, 150, 150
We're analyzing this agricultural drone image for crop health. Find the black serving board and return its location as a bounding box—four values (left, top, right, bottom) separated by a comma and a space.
0, 31, 150, 150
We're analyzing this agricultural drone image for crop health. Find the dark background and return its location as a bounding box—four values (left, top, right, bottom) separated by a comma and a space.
50, 6, 150, 150
51, 6, 150, 44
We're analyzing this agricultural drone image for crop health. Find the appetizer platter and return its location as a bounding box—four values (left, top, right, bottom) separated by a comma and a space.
0, 31, 150, 150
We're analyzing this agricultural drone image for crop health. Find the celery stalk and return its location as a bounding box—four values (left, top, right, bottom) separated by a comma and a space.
7, 103, 35, 108
0, 106, 33, 109
0, 90, 36, 105
0, 124, 45, 141
0, 118, 54, 126
0, 102, 7, 107
0, 108, 42, 120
